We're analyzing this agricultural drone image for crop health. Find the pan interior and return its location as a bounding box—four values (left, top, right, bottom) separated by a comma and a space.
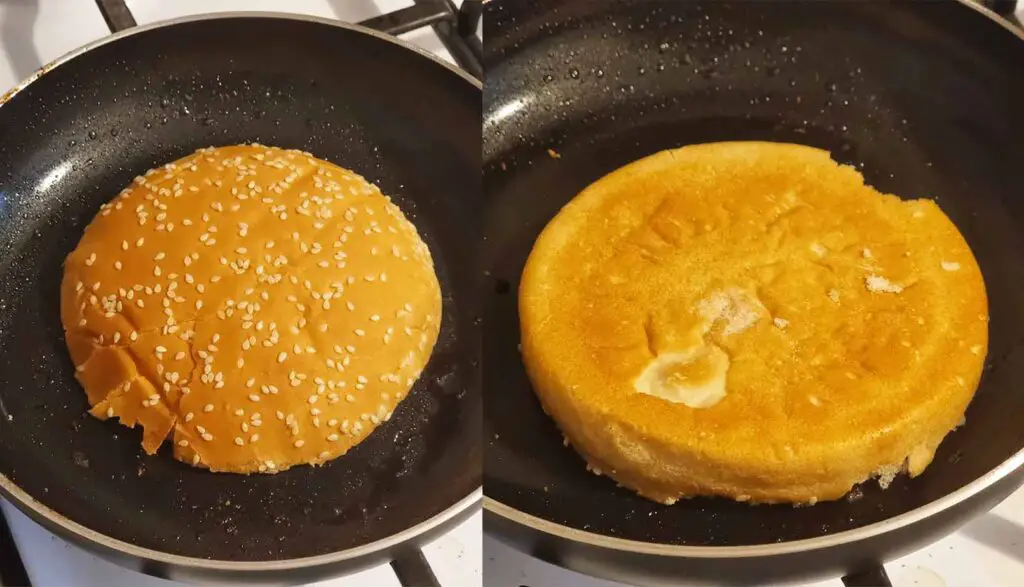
0, 17, 480, 561
483, 0, 1024, 547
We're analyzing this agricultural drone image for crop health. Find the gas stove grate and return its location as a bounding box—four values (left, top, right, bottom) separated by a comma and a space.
95, 0, 482, 80
0, 506, 29, 587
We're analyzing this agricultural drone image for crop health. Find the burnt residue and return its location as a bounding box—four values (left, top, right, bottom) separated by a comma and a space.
0, 17, 480, 562
72, 451, 89, 469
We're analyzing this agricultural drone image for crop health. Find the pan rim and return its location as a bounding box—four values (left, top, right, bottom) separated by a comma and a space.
482, 0, 1024, 560
0, 9, 481, 571
483, 449, 1024, 557
0, 9, 481, 109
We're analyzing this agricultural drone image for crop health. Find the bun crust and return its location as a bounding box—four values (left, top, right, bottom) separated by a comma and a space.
519, 141, 988, 504
62, 144, 441, 474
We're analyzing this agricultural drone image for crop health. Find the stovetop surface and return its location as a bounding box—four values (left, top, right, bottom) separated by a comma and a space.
485, 486, 1024, 587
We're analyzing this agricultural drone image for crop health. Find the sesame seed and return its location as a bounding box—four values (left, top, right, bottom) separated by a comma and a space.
203, 404, 214, 413
249, 394, 261, 402
293, 440, 305, 448
234, 437, 244, 446
278, 352, 288, 363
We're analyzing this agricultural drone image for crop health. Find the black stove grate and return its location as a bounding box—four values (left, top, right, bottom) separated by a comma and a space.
95, 0, 482, 79
0, 508, 30, 587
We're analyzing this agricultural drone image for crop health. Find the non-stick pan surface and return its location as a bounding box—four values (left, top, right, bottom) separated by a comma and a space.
484, 0, 1024, 551
0, 14, 480, 568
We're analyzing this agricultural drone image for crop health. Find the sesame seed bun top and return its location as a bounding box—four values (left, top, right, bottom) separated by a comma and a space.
60, 144, 442, 474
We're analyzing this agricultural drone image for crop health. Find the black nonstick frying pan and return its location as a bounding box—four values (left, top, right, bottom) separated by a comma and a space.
482, 1, 1024, 585
0, 12, 480, 586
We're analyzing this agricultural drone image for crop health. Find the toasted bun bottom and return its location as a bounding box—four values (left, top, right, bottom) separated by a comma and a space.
520, 142, 987, 504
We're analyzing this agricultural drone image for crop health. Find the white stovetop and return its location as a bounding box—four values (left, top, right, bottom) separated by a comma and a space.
0, 1, 479, 587
485, 487, 1024, 587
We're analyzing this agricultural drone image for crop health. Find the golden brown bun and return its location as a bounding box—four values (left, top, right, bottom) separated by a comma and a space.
62, 144, 441, 474
519, 141, 987, 505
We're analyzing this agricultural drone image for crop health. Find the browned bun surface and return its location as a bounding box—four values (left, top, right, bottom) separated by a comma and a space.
62, 144, 441, 474
519, 141, 987, 504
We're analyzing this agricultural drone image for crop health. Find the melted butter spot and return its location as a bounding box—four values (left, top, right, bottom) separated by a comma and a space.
634, 346, 730, 408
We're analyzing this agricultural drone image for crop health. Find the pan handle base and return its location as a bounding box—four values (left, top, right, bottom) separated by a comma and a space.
391, 549, 441, 587
842, 565, 892, 587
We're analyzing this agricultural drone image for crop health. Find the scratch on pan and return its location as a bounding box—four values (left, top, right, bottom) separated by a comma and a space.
0, 395, 11, 422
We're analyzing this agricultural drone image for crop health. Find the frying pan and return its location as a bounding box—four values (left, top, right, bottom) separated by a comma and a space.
0, 12, 480, 585
482, 0, 1024, 585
